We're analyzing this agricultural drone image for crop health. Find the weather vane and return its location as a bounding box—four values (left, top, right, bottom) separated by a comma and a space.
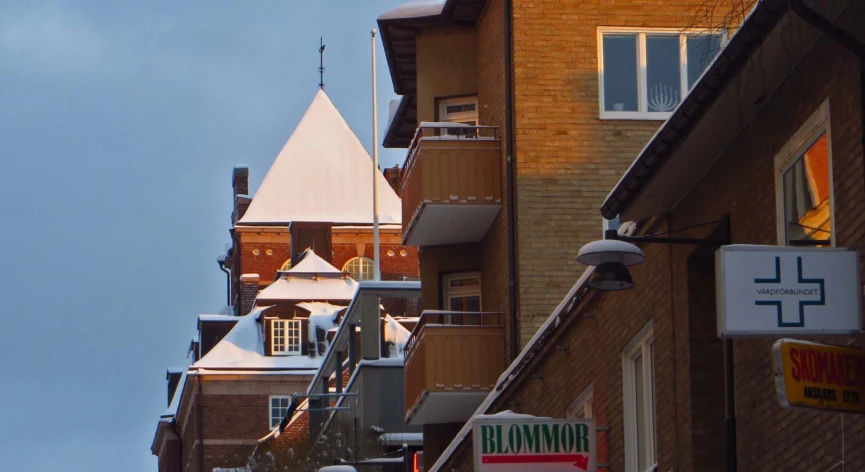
319, 37, 326, 90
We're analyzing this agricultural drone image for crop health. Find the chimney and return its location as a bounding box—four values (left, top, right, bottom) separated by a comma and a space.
233, 166, 249, 198
239, 273, 260, 316
382, 165, 402, 197
232, 166, 252, 225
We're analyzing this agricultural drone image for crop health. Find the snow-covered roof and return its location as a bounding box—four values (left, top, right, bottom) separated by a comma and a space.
198, 314, 237, 323
237, 89, 402, 226
192, 307, 322, 371
378, 433, 424, 446
287, 249, 343, 274
383, 314, 411, 358
378, 0, 445, 20
299, 302, 345, 343
256, 275, 359, 302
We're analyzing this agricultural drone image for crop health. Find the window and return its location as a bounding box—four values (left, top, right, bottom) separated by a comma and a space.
342, 256, 374, 281
272, 319, 302, 355
442, 272, 481, 324
438, 96, 478, 136
775, 99, 833, 247
623, 322, 656, 472
598, 28, 725, 119
269, 395, 292, 428
566, 384, 594, 419
279, 259, 292, 271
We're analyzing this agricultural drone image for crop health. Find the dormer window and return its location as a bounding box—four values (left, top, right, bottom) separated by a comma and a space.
272, 319, 302, 355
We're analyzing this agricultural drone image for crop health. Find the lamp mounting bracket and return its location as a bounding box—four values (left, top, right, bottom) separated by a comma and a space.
605, 218, 729, 246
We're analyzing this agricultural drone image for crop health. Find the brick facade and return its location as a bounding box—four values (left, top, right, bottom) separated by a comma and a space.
509, 0, 736, 346
232, 227, 419, 313
435, 10, 865, 472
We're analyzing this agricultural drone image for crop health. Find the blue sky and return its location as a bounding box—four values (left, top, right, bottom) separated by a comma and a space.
0, 1, 408, 470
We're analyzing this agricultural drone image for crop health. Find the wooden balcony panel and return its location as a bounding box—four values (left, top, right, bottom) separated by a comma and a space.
399, 125, 502, 247
404, 311, 506, 424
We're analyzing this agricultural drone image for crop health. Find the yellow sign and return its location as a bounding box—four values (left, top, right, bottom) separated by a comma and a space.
772, 339, 865, 414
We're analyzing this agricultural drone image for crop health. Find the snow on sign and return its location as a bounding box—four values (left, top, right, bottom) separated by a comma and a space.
716, 245, 861, 337
472, 414, 597, 472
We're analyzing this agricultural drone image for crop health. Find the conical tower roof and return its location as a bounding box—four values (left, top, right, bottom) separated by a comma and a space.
238, 90, 402, 226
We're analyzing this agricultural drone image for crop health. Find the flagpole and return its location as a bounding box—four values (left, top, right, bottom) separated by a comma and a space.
371, 29, 381, 281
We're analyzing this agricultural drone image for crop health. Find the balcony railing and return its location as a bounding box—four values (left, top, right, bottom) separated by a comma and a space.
404, 311, 506, 425
399, 123, 502, 247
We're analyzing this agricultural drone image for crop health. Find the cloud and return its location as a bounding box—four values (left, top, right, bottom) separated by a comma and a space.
0, 4, 106, 75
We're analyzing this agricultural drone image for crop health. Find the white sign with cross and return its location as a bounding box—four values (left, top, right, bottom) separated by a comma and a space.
716, 245, 861, 337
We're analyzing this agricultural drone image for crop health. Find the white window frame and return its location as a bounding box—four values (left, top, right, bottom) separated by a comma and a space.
774, 98, 835, 247
438, 96, 479, 125
597, 27, 727, 120
269, 395, 292, 429
442, 272, 482, 322
622, 321, 656, 472
342, 256, 374, 281
271, 319, 302, 356
566, 383, 594, 419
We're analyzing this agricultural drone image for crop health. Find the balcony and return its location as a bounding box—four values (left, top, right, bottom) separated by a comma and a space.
404, 311, 506, 425
399, 124, 502, 247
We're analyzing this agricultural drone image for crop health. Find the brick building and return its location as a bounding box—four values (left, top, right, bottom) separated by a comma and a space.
376, 0, 737, 468
151, 90, 420, 472
420, 2, 865, 472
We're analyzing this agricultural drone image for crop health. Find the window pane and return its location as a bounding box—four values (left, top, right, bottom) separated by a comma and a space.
783, 132, 832, 245
449, 296, 481, 313
603, 34, 638, 112
686, 34, 722, 89
646, 34, 681, 112
634, 353, 647, 472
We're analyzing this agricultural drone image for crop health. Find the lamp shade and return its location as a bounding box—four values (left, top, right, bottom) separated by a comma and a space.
588, 262, 635, 291
577, 239, 645, 267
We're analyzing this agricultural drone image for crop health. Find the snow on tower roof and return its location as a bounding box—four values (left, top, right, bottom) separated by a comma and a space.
192, 307, 321, 371
237, 89, 402, 226
258, 250, 359, 301
287, 249, 342, 274
256, 276, 359, 302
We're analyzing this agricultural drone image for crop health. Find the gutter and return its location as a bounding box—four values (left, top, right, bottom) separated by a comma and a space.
217, 256, 230, 307
504, 0, 519, 361
197, 376, 204, 472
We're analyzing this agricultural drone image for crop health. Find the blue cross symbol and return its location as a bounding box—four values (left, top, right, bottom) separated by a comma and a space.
753, 256, 825, 328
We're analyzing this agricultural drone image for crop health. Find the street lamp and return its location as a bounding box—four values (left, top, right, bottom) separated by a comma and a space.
576, 220, 738, 472
576, 238, 645, 291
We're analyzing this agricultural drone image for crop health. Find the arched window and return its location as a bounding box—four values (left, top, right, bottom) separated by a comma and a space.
279, 259, 292, 271
342, 257, 374, 281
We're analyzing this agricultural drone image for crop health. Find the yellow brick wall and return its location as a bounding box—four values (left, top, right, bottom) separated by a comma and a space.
510, 0, 735, 345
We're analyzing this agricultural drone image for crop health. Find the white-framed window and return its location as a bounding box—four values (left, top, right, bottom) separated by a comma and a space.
598, 28, 726, 120
774, 99, 834, 247
622, 321, 656, 472
271, 319, 302, 355
279, 259, 292, 271
269, 395, 292, 428
442, 272, 481, 324
439, 96, 479, 136
342, 256, 374, 281
566, 383, 594, 419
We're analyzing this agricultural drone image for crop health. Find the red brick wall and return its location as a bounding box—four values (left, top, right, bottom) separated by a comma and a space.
332, 243, 419, 281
